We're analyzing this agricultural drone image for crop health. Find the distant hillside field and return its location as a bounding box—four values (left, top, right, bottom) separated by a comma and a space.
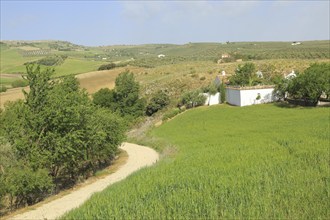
62, 104, 329, 219
1, 40, 329, 106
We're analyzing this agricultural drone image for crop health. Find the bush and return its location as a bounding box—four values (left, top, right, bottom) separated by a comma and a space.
11, 79, 29, 88
5, 166, 53, 207
0, 85, 7, 93
179, 90, 207, 109
98, 63, 116, 71
146, 90, 170, 116
93, 88, 115, 108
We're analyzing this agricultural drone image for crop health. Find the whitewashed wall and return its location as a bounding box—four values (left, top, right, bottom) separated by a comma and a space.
225, 88, 241, 106
226, 87, 275, 106
203, 93, 220, 106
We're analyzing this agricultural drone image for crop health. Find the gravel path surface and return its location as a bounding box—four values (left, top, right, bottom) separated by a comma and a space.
10, 143, 159, 220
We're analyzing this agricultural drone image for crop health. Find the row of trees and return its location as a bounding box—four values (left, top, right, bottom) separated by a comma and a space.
0, 65, 125, 212
93, 71, 170, 118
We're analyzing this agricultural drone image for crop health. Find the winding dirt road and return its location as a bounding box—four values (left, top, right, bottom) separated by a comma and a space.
10, 143, 159, 220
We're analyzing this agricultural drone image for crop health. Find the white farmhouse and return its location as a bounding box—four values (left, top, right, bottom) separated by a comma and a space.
226, 85, 276, 106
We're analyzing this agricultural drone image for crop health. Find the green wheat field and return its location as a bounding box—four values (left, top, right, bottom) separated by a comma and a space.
62, 104, 329, 219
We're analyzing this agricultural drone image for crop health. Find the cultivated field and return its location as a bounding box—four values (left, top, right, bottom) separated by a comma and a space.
62, 104, 329, 219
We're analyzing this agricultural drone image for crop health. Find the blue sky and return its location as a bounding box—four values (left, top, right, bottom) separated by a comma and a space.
1, 1, 329, 46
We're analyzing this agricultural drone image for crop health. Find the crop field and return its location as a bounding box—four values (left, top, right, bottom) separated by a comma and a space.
62, 104, 329, 219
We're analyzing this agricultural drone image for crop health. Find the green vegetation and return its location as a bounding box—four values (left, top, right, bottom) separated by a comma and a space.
146, 90, 170, 116
275, 62, 330, 105
1, 40, 329, 76
62, 104, 329, 219
25, 55, 68, 66
179, 90, 207, 109
98, 62, 116, 71
0, 85, 7, 93
0, 65, 125, 213
229, 62, 262, 86
93, 71, 146, 119
11, 79, 29, 88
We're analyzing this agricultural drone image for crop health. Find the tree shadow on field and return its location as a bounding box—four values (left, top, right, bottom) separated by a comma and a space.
274, 101, 301, 109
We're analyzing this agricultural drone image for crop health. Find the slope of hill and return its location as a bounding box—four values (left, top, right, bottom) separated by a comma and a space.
61, 104, 329, 219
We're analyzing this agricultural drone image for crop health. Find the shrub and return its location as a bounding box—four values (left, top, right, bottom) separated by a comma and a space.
179, 90, 207, 109
146, 90, 170, 116
93, 88, 115, 108
5, 166, 54, 207
11, 79, 29, 88
98, 63, 116, 71
0, 85, 7, 93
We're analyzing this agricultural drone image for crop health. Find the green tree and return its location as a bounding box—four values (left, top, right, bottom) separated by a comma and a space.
287, 63, 330, 104
1, 65, 126, 190
112, 71, 145, 118
22, 64, 54, 112
92, 88, 115, 109
146, 90, 170, 116
229, 62, 261, 86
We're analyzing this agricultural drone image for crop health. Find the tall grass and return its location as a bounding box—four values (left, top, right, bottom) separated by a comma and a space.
62, 105, 330, 219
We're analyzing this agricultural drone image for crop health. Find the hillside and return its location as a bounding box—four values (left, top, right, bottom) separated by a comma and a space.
62, 104, 329, 219
1, 40, 329, 95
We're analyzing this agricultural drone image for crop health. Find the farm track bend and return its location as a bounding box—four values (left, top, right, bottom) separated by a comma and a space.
9, 143, 159, 220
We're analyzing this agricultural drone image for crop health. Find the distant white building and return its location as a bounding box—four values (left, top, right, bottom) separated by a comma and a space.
291, 42, 302, 46
158, 54, 165, 58
226, 86, 276, 107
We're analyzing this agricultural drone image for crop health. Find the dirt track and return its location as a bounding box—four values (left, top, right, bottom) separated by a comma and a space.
9, 143, 159, 220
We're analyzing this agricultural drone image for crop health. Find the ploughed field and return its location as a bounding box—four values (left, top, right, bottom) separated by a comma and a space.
62, 104, 329, 219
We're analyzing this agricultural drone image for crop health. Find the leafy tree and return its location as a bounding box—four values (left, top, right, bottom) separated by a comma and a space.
22, 64, 54, 112
274, 63, 330, 105
1, 65, 126, 191
92, 88, 115, 108
287, 63, 330, 104
146, 90, 170, 116
229, 62, 262, 86
112, 71, 145, 118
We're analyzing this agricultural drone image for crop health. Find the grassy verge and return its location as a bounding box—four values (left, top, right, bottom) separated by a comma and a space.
61, 104, 329, 219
